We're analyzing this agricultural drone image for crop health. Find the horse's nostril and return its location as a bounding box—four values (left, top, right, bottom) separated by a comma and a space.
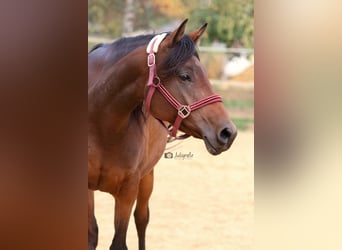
218, 127, 232, 145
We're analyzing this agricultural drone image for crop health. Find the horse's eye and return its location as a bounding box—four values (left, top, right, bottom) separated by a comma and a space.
179, 73, 191, 82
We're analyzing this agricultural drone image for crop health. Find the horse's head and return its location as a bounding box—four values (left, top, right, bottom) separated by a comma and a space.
148, 19, 237, 155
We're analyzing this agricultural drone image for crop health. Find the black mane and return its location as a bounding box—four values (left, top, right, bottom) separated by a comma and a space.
88, 35, 154, 66
88, 43, 104, 53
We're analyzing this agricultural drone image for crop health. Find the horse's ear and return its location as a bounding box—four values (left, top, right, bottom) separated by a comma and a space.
163, 19, 188, 48
188, 23, 208, 45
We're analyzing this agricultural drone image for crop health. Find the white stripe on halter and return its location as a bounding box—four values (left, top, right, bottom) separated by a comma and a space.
146, 33, 167, 54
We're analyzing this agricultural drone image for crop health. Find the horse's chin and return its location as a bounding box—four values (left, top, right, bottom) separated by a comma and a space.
179, 125, 233, 155
203, 137, 225, 156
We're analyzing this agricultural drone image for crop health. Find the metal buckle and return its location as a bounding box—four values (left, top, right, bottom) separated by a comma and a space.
147, 54, 155, 67
152, 76, 160, 86
178, 105, 191, 118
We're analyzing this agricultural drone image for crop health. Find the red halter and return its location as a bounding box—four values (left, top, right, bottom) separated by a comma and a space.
145, 34, 222, 139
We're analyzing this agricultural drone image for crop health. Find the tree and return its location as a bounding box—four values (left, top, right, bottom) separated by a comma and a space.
122, 0, 135, 35
88, 0, 125, 37
188, 0, 254, 47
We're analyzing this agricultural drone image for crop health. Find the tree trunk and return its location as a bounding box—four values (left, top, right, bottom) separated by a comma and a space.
122, 0, 134, 36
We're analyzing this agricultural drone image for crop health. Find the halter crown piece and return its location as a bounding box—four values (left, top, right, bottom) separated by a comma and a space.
145, 33, 223, 140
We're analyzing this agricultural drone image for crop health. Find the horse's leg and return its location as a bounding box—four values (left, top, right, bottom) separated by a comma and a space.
110, 179, 139, 250
134, 170, 154, 250
88, 190, 98, 250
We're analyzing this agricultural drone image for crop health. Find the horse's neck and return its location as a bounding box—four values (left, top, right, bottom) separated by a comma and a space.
89, 47, 148, 129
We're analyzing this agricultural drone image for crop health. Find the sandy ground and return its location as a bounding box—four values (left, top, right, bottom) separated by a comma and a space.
94, 130, 254, 250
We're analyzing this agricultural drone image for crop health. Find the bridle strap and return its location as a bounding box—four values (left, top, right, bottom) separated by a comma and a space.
145, 34, 222, 139
156, 119, 191, 142
145, 33, 168, 113
156, 83, 222, 137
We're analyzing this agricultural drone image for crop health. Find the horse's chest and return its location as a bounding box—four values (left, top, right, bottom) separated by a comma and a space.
88, 117, 168, 193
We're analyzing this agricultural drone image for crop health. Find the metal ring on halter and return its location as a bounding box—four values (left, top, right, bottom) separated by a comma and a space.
178, 105, 191, 119
152, 76, 161, 86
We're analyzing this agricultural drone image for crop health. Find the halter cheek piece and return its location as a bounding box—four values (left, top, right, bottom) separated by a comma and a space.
144, 33, 222, 140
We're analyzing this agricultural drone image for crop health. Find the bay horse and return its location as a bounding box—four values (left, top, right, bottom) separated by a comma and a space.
88, 19, 237, 250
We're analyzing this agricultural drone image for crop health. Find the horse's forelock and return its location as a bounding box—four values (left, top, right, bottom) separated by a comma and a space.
159, 35, 198, 80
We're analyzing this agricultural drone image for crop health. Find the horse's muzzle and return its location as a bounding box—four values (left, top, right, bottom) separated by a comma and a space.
203, 126, 237, 155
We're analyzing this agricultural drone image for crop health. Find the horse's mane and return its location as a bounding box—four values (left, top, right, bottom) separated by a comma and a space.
88, 43, 104, 53
88, 35, 154, 65
89, 33, 198, 125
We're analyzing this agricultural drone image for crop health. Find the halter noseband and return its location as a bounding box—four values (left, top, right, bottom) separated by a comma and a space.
145, 33, 222, 139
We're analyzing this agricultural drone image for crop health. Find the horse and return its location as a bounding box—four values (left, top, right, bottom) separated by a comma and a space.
88, 19, 237, 250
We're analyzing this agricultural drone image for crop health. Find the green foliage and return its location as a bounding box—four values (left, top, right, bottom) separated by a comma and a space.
88, 0, 254, 48
189, 0, 254, 47
231, 118, 254, 131
223, 99, 254, 109
88, 0, 125, 36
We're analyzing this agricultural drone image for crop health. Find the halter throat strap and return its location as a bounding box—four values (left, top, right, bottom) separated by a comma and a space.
145, 34, 222, 139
